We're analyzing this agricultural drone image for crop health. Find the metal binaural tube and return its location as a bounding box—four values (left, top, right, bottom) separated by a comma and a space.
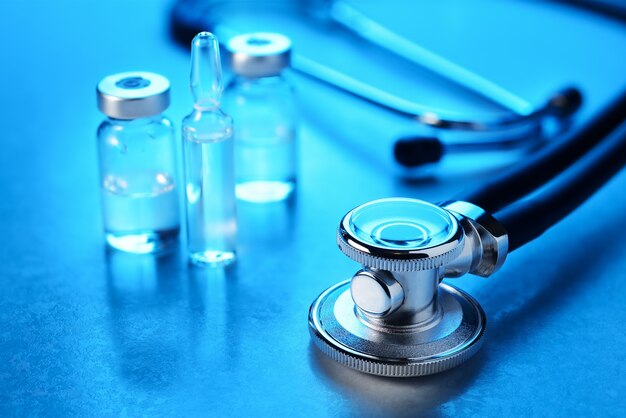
328, 0, 534, 116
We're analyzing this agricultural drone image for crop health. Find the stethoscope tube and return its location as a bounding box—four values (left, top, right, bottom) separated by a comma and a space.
495, 118, 626, 251
458, 89, 626, 214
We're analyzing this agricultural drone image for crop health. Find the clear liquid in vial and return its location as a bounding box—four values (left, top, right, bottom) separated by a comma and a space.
101, 171, 179, 253
235, 130, 296, 203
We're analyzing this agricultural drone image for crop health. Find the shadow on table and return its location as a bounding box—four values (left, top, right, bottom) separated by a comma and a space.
483, 205, 626, 345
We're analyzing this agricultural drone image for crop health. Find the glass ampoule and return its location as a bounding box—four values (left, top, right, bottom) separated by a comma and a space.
182, 32, 237, 266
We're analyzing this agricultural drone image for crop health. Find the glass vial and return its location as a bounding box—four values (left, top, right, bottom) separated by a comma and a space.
224, 32, 297, 203
96, 72, 180, 254
182, 32, 237, 266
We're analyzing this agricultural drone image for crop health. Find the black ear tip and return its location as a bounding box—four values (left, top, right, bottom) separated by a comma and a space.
394, 137, 443, 168
549, 87, 583, 118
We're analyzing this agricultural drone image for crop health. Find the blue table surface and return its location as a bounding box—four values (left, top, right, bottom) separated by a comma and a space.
1, 0, 626, 416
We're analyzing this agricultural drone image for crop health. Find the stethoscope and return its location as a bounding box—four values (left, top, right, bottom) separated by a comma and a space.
171, 0, 583, 169
309, 90, 626, 376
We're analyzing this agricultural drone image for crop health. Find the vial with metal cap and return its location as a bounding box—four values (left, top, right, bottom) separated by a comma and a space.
224, 32, 297, 203
96, 71, 180, 254
182, 32, 237, 266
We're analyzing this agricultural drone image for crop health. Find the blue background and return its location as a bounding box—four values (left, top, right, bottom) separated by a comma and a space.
1, 0, 626, 416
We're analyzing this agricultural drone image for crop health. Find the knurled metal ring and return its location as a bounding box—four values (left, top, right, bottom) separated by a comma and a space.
336, 224, 464, 272
309, 281, 486, 377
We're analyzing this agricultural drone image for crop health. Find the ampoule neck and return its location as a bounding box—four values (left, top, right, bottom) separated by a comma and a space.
192, 99, 222, 112
185, 104, 231, 126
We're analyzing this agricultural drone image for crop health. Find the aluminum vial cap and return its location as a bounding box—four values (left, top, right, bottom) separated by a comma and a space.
228, 33, 292, 78
97, 71, 170, 119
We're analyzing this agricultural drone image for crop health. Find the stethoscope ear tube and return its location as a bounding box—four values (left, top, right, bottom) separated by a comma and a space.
393, 124, 544, 168
546, 87, 583, 118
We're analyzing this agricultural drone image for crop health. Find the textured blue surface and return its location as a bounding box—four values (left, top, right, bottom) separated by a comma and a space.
1, 0, 626, 416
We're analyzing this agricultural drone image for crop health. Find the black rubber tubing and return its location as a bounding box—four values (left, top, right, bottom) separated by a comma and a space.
457, 90, 626, 213
495, 119, 626, 251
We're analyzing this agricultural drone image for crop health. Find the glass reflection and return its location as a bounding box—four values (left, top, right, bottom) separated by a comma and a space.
105, 249, 244, 388
105, 250, 185, 387
237, 197, 296, 248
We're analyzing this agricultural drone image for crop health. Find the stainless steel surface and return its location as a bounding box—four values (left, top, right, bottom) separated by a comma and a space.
97, 72, 171, 119
3, 0, 626, 415
227, 32, 291, 77
443, 200, 509, 277
309, 281, 486, 377
350, 269, 404, 316
337, 198, 465, 272
360, 269, 441, 328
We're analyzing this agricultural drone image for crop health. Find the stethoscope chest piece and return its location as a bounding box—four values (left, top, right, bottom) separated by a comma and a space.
309, 198, 493, 377
309, 280, 485, 377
